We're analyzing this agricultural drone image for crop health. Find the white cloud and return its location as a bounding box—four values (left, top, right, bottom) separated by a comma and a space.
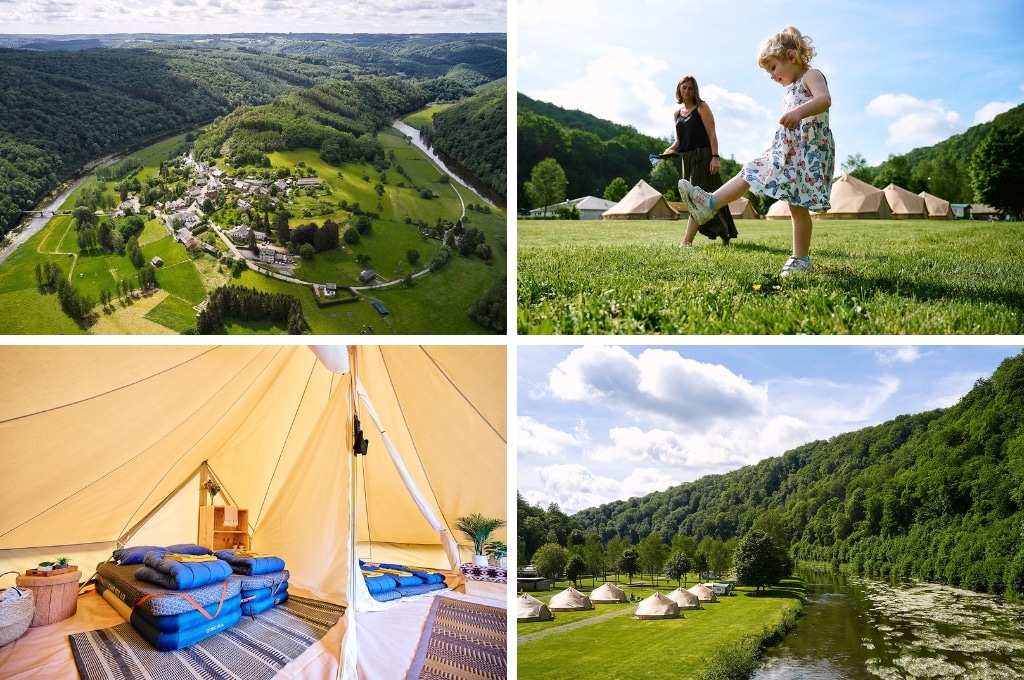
547, 346, 767, 428
876, 346, 925, 365
698, 84, 774, 161
973, 101, 1017, 125
531, 462, 676, 514
866, 93, 966, 148
517, 416, 583, 457
531, 46, 672, 137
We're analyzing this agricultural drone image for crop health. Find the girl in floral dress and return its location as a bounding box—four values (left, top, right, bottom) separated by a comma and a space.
678, 26, 835, 276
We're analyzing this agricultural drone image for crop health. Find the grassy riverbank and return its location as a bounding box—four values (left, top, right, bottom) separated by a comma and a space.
518, 577, 805, 680
517, 218, 1024, 334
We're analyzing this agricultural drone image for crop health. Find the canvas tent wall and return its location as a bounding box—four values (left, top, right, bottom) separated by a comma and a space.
633, 592, 679, 619
766, 200, 792, 220
548, 586, 593, 611
590, 582, 627, 604
666, 587, 701, 610
919, 191, 954, 219
0, 346, 506, 627
687, 584, 718, 602
815, 174, 892, 219
730, 197, 759, 219
883, 183, 926, 219
517, 593, 553, 622
603, 179, 679, 220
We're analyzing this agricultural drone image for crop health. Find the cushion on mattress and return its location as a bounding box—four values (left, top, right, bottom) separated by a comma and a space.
112, 546, 164, 566
129, 603, 241, 651
97, 563, 241, 617
214, 550, 286, 575
136, 553, 233, 589
165, 543, 214, 556
380, 563, 446, 585
131, 593, 242, 633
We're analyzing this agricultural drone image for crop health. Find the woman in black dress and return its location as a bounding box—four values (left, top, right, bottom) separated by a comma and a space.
664, 76, 738, 246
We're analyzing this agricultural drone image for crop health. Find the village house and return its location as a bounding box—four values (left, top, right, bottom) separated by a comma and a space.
296, 177, 322, 188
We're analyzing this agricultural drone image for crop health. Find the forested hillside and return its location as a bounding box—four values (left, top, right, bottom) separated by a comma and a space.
0, 34, 506, 237
422, 84, 507, 198
521, 350, 1024, 597
517, 93, 665, 210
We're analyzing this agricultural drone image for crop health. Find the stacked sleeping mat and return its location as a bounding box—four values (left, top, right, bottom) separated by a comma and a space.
360, 560, 448, 602
97, 544, 241, 651
216, 550, 289, 616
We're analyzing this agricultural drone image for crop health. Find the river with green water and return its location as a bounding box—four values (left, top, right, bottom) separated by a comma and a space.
753, 570, 1024, 679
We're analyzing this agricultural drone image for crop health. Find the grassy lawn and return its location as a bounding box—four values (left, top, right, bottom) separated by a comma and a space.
403, 104, 453, 130
518, 218, 1024, 334
518, 577, 805, 680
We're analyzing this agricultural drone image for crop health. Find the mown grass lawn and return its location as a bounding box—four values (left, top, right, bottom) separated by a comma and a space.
517, 219, 1024, 334
403, 104, 453, 130
518, 577, 805, 680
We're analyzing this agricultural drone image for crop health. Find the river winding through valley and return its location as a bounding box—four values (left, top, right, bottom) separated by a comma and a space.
753, 570, 1024, 679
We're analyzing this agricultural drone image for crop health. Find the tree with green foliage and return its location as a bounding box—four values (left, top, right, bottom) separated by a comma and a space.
532, 542, 568, 582
603, 177, 629, 202
970, 125, 1024, 218
841, 153, 873, 184
524, 158, 568, 215
619, 547, 640, 585
734, 531, 786, 594
638, 531, 669, 584
665, 551, 692, 587
565, 553, 586, 588
406, 249, 420, 266
649, 160, 681, 195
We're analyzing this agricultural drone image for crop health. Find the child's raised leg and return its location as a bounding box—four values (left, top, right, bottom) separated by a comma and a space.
780, 204, 814, 276
678, 175, 750, 226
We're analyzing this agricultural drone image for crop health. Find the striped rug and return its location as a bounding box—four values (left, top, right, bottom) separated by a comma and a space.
69, 596, 344, 680
405, 596, 506, 680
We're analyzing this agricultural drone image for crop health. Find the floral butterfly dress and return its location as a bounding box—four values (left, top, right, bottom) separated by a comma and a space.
741, 73, 835, 211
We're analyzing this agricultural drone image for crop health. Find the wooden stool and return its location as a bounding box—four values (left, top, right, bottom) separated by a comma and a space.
16, 569, 80, 627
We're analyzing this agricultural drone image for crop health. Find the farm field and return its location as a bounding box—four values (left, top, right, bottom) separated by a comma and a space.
517, 218, 1024, 334
518, 577, 805, 680
0, 122, 505, 335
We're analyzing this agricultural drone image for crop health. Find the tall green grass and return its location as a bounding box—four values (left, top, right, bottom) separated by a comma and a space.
517, 219, 1024, 334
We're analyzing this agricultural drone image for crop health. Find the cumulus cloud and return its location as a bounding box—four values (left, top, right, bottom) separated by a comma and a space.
530, 462, 676, 514
973, 101, 1017, 125
866, 93, 966, 148
876, 346, 925, 365
547, 346, 767, 428
518, 416, 584, 458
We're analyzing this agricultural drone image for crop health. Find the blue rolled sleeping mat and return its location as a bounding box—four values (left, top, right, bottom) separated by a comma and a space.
215, 550, 287, 576
379, 563, 446, 585
360, 562, 448, 601
134, 550, 234, 590
97, 556, 241, 652
228, 569, 290, 616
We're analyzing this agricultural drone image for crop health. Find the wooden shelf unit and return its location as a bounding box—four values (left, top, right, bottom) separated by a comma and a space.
198, 506, 250, 551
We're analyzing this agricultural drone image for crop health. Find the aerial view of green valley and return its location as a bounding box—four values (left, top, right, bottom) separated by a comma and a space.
0, 33, 506, 334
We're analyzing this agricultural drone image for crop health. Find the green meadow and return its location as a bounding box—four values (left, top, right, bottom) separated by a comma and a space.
518, 577, 805, 680
517, 218, 1024, 334
0, 124, 505, 335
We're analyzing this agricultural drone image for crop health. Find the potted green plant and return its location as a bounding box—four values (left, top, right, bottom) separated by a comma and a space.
53, 557, 75, 572
484, 540, 507, 568
454, 514, 505, 567
36, 561, 54, 572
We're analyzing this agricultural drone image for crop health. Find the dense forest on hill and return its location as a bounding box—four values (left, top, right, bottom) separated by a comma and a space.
518, 92, 1024, 211
517, 92, 665, 210
0, 34, 505, 237
520, 350, 1024, 597
422, 84, 507, 198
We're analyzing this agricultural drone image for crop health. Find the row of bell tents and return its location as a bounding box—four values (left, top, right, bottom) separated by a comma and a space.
597, 175, 965, 221
518, 583, 720, 622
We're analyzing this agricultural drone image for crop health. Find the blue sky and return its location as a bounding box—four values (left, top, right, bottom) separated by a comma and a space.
0, 0, 507, 34
516, 0, 1024, 167
518, 343, 1023, 514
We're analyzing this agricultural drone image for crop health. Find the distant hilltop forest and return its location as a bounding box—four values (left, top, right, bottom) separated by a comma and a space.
0, 33, 506, 236
520, 349, 1024, 599
517, 92, 1024, 215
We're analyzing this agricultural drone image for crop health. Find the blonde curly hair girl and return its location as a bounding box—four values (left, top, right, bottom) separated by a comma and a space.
757, 25, 817, 70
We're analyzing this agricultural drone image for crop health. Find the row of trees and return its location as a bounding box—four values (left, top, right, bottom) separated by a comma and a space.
196, 285, 308, 334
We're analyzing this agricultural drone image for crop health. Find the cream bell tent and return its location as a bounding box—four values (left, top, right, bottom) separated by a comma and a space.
666, 587, 701, 610
919, 191, 954, 219
688, 583, 718, 603
548, 586, 593, 612
815, 174, 892, 219
0, 345, 506, 679
766, 200, 793, 220
730, 197, 759, 219
883, 184, 926, 219
603, 179, 679, 220
517, 593, 554, 623
633, 592, 680, 620
590, 582, 628, 604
